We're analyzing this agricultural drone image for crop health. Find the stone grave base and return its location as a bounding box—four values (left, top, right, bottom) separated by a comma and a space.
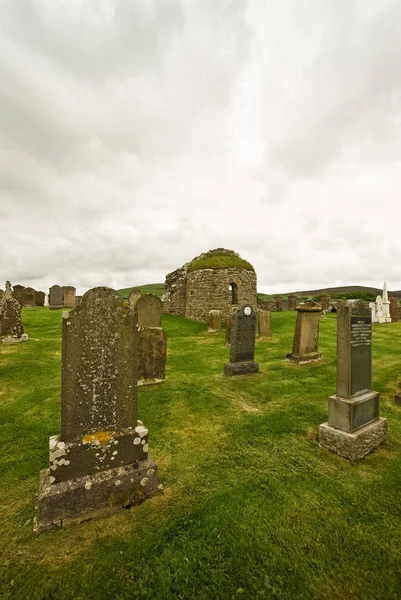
319, 418, 387, 460
224, 361, 259, 376
286, 352, 322, 365
35, 457, 162, 533
138, 378, 165, 386
328, 390, 379, 433
1, 334, 28, 344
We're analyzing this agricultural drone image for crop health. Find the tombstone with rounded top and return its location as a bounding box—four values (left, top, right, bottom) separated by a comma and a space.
49, 285, 63, 310
224, 304, 259, 376
35, 291, 45, 307
12, 285, 24, 303
36, 286, 161, 532
130, 293, 162, 328
22, 287, 36, 307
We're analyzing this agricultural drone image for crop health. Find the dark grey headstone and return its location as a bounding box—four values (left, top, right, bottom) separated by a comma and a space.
49, 285, 62, 309
22, 287, 36, 306
224, 305, 258, 376
35, 291, 45, 307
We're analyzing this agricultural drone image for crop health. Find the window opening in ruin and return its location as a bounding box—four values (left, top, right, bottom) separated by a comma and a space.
229, 283, 238, 304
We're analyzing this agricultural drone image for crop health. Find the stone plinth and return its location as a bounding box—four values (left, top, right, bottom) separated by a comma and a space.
287, 300, 322, 364
319, 300, 387, 460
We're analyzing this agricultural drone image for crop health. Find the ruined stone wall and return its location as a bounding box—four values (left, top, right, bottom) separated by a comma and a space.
163, 267, 187, 317
185, 268, 257, 323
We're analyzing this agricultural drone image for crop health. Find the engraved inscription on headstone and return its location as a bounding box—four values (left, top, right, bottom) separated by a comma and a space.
225, 305, 259, 376
350, 316, 371, 395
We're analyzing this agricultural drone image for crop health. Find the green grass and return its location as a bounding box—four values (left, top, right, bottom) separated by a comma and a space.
187, 250, 254, 272
117, 283, 165, 298
1, 309, 401, 599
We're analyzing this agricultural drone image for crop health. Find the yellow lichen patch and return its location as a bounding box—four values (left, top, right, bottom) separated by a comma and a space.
83, 431, 114, 445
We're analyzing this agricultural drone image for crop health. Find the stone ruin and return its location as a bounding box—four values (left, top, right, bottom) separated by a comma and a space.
129, 292, 167, 385
35, 287, 161, 532
0, 281, 28, 343
164, 248, 257, 324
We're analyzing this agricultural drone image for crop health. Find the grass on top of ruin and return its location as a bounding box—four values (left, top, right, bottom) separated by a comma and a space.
1, 307, 401, 600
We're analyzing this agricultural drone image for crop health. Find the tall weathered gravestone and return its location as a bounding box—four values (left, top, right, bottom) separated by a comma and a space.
320, 294, 330, 311
288, 295, 297, 311
129, 292, 167, 385
0, 281, 27, 342
390, 297, 398, 322
208, 310, 222, 332
224, 305, 259, 375
22, 287, 36, 307
63, 286, 76, 308
35, 291, 45, 307
382, 282, 391, 323
319, 300, 387, 460
287, 300, 322, 364
35, 287, 161, 532
49, 285, 63, 310
12, 285, 25, 303
257, 310, 272, 339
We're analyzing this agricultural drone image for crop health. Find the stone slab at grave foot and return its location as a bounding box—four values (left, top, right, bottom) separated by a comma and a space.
35, 287, 161, 532
319, 300, 387, 460
224, 304, 259, 376
287, 299, 322, 364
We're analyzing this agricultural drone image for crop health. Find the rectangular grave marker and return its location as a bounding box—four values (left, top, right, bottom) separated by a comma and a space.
224, 305, 259, 376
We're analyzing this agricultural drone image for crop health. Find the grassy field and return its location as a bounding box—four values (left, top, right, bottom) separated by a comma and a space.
1, 308, 401, 599
117, 283, 165, 298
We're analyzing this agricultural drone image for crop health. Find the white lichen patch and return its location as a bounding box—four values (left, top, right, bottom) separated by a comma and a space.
115, 480, 121, 486
135, 425, 148, 438
112, 450, 118, 456
143, 444, 149, 453
49, 436, 58, 451
84, 481, 92, 490
140, 477, 149, 487
49, 476, 55, 484
147, 468, 154, 476
133, 437, 141, 445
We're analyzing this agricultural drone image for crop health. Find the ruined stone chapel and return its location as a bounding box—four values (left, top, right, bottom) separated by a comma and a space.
164, 248, 257, 323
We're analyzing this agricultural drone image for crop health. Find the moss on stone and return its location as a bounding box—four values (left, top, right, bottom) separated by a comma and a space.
187, 249, 254, 272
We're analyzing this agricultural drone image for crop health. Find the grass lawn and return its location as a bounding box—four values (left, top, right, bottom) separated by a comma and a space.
1, 308, 401, 600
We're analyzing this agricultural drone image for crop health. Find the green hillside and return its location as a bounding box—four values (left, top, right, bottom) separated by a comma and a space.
117, 283, 165, 298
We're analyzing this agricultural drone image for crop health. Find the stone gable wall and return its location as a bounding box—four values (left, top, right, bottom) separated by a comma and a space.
163, 267, 187, 317
185, 268, 257, 323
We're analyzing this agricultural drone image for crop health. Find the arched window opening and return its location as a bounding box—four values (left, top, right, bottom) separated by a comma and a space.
228, 283, 238, 305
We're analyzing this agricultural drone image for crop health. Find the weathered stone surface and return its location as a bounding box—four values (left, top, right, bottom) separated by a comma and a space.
63, 286, 76, 308
130, 294, 162, 328
35, 457, 161, 532
382, 282, 391, 323
390, 297, 398, 322
164, 249, 257, 324
319, 418, 388, 460
288, 295, 297, 311
287, 300, 322, 364
208, 309, 222, 332
328, 390, 379, 433
61, 287, 138, 441
257, 310, 272, 338
320, 294, 330, 311
49, 285, 63, 310
275, 296, 282, 312
0, 281, 24, 339
137, 328, 167, 383
22, 287, 36, 306
12, 285, 24, 303
35, 291, 45, 307
224, 304, 259, 376
128, 288, 141, 305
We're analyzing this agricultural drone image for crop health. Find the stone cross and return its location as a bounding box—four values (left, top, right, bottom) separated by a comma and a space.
287, 299, 322, 364
36, 287, 161, 532
224, 304, 259, 376
319, 300, 387, 460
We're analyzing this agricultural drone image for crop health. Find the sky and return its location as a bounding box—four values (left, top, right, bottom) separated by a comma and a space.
1, 0, 401, 295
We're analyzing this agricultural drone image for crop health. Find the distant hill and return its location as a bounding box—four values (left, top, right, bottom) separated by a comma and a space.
117, 283, 165, 299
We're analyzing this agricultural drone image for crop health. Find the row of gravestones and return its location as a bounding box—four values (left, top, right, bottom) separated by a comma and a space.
34, 288, 388, 532
48, 285, 77, 309
259, 293, 332, 313
0, 284, 46, 307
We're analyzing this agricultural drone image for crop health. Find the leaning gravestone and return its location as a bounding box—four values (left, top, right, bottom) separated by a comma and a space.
0, 281, 27, 342
257, 310, 272, 338
224, 305, 259, 376
319, 300, 387, 460
208, 310, 222, 332
287, 299, 322, 364
35, 287, 161, 532
35, 291, 45, 307
22, 287, 36, 307
49, 285, 63, 310
129, 292, 167, 384
63, 286, 76, 308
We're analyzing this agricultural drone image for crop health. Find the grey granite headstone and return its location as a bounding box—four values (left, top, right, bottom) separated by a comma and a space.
319, 300, 387, 460
36, 287, 161, 532
49, 285, 63, 310
224, 305, 259, 376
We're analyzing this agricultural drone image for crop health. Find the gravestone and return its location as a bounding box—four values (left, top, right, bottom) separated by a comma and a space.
49, 285, 63, 310
382, 282, 391, 323
128, 288, 141, 305
275, 297, 282, 312
35, 291, 45, 307
129, 293, 167, 384
22, 287, 36, 307
320, 294, 330, 311
35, 287, 161, 532
288, 295, 297, 311
208, 310, 222, 332
0, 281, 26, 342
63, 286, 76, 308
369, 302, 376, 323
257, 310, 272, 339
319, 300, 387, 460
390, 297, 398, 322
287, 300, 322, 364
224, 305, 259, 376
12, 285, 25, 303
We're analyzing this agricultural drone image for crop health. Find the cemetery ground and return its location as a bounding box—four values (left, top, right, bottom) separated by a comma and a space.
1, 309, 401, 600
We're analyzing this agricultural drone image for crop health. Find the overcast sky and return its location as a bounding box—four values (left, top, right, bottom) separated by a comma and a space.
1, 0, 401, 295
